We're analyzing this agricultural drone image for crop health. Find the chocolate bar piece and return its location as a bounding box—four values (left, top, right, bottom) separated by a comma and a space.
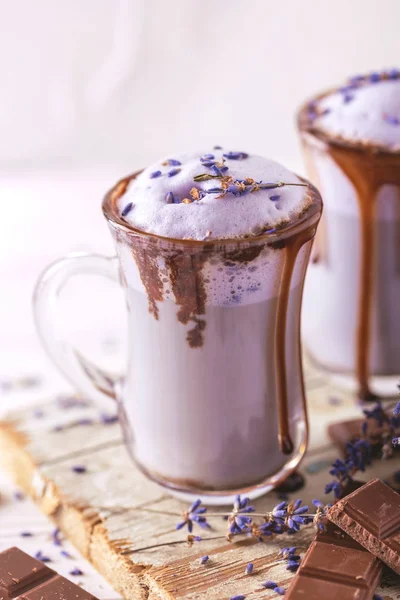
328, 478, 400, 574
285, 521, 382, 599
328, 418, 383, 456
0, 547, 97, 599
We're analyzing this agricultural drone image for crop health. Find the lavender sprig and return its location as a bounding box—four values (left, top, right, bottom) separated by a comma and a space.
325, 397, 400, 499
174, 495, 320, 543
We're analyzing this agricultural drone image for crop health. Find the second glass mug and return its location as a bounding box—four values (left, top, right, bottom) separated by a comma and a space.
34, 173, 322, 504
298, 99, 400, 401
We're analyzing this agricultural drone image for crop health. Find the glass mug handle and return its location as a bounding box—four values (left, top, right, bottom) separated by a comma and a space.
33, 253, 120, 407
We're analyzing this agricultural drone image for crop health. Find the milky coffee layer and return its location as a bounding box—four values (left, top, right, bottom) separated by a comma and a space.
118, 150, 310, 240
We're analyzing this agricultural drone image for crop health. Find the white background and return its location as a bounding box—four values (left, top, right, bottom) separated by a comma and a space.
1, 0, 400, 347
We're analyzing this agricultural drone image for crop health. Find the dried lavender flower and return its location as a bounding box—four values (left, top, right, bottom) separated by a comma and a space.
51, 528, 63, 546
176, 499, 210, 532
71, 465, 87, 474
200, 555, 209, 565
262, 580, 278, 589
168, 168, 181, 177
163, 158, 181, 166
121, 202, 134, 218
245, 562, 253, 575
34, 550, 51, 563
223, 151, 248, 160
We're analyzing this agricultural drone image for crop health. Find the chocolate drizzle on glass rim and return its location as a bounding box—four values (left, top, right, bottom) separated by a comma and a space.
298, 71, 400, 403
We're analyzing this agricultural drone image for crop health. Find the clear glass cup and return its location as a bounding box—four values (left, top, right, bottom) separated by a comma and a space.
298, 99, 400, 402
34, 172, 322, 504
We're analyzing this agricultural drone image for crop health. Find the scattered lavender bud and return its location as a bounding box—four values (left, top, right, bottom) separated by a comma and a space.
270, 195, 281, 202
211, 164, 224, 176
69, 568, 83, 576
76, 418, 93, 426
223, 151, 248, 160
349, 74, 364, 84
245, 562, 253, 575
165, 191, 178, 204
387, 68, 399, 80
51, 528, 63, 546
262, 581, 277, 589
207, 188, 224, 194
274, 587, 286, 595
57, 395, 89, 409
320, 108, 331, 117
34, 550, 51, 563
100, 413, 118, 425
343, 93, 354, 104
286, 560, 300, 572
20, 531, 33, 537
168, 168, 181, 177
200, 555, 209, 564
369, 72, 380, 83
61, 550, 73, 558
230, 596, 246, 600
150, 170, 162, 178
164, 159, 181, 166
72, 465, 86, 474
13, 491, 24, 501
53, 425, 64, 432
121, 202, 134, 218
33, 409, 44, 418
394, 401, 400, 416
384, 114, 400, 126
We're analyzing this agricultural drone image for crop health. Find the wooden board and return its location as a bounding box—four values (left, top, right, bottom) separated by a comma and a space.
0, 359, 399, 600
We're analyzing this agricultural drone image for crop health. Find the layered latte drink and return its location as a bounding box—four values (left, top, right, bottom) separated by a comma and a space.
298, 70, 400, 401
101, 150, 321, 500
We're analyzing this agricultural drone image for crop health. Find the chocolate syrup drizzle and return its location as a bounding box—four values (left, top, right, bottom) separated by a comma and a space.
275, 224, 316, 453
300, 106, 400, 402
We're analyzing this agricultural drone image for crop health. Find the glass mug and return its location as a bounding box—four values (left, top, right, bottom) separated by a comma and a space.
34, 173, 322, 504
298, 100, 400, 402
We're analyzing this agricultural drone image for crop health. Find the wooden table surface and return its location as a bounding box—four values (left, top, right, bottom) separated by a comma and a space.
0, 338, 399, 599
0, 337, 123, 599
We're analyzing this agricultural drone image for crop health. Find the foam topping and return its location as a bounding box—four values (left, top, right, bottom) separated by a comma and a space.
118, 149, 311, 240
310, 69, 400, 150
